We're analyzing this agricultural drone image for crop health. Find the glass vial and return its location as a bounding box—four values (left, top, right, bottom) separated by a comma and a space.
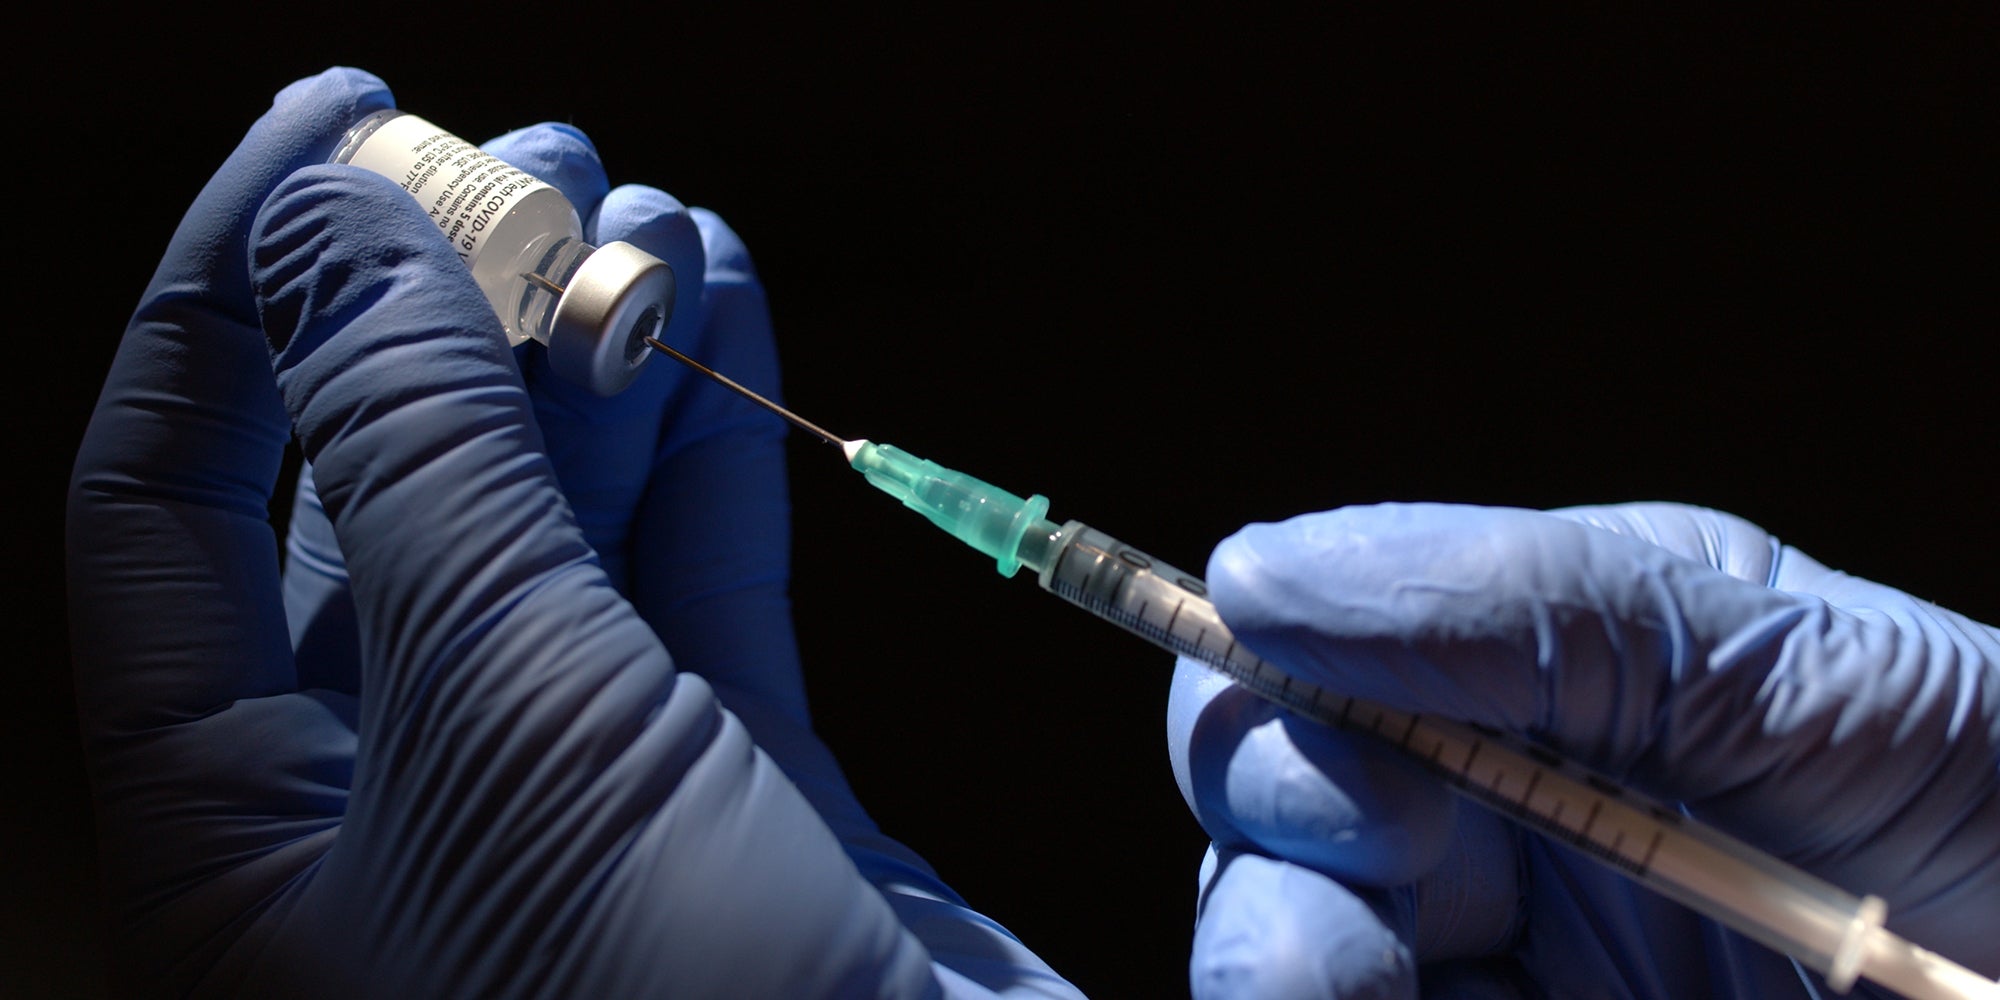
332, 109, 674, 395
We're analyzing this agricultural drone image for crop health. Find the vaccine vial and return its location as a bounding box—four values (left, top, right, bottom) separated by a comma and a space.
331, 109, 674, 395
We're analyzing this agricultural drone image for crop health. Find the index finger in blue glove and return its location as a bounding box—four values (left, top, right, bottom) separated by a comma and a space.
477, 119, 710, 364
460, 123, 795, 721
625, 210, 801, 713
1208, 501, 2000, 976
476, 123, 709, 585
479, 122, 713, 374
277, 125, 708, 692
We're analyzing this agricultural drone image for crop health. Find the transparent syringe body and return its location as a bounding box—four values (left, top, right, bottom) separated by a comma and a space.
332, 110, 672, 395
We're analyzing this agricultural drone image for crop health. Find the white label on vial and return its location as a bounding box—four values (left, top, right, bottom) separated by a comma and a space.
343, 114, 552, 264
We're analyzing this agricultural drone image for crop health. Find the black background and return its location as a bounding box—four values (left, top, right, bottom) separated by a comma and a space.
10, 7, 1993, 997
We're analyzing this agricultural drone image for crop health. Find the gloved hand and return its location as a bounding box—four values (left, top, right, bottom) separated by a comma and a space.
1167, 502, 1999, 998
69, 66, 1082, 999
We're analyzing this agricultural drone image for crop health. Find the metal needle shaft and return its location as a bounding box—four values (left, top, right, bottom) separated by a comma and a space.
643, 336, 849, 447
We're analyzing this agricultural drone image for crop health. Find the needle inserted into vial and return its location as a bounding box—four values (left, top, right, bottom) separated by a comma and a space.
645, 335, 1999, 1000
335, 111, 675, 395
643, 338, 847, 447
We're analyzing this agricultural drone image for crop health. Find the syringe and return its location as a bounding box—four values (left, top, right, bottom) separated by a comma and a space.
644, 337, 1999, 1000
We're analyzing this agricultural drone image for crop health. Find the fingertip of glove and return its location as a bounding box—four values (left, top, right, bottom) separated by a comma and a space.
1204, 504, 1573, 728
270, 67, 395, 146
1207, 504, 1427, 644
275, 66, 390, 103
690, 208, 758, 285
592, 186, 708, 348
1192, 854, 1417, 1000
1207, 503, 1573, 647
1548, 502, 1781, 586
594, 185, 693, 239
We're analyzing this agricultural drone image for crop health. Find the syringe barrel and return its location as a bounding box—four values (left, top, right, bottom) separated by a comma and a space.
1034, 521, 1285, 692
1030, 519, 1997, 1000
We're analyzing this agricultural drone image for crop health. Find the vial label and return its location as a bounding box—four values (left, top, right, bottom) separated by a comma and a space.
342, 114, 553, 265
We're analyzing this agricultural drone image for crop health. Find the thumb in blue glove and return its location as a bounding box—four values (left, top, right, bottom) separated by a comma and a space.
1168, 502, 1999, 998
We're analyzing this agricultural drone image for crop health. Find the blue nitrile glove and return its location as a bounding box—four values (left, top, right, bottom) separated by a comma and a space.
70, 67, 1081, 999
1167, 502, 2000, 998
